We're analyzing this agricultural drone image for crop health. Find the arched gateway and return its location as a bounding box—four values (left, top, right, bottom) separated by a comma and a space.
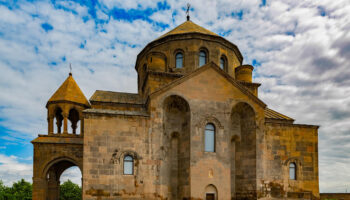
32, 73, 89, 200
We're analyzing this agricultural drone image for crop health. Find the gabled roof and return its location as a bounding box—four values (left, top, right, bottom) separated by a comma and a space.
265, 108, 294, 121
90, 90, 143, 105
150, 62, 267, 108
156, 20, 218, 40
47, 73, 90, 107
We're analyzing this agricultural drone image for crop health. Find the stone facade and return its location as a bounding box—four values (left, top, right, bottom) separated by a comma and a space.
32, 20, 320, 200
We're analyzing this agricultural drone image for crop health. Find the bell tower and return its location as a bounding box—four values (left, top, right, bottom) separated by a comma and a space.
32, 73, 90, 200
46, 72, 90, 135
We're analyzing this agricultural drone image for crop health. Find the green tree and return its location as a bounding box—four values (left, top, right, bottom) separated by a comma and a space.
59, 180, 81, 200
0, 180, 7, 200
0, 179, 32, 200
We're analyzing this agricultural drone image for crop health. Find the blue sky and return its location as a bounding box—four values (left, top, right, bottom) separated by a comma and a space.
0, 0, 350, 192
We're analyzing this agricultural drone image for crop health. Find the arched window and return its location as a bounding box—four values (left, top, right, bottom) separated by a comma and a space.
289, 162, 296, 180
54, 107, 63, 134
220, 57, 226, 70
124, 155, 134, 175
199, 50, 207, 67
205, 123, 215, 152
175, 52, 183, 68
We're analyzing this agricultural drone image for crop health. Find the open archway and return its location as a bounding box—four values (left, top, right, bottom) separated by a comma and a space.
68, 108, 81, 135
54, 107, 63, 134
44, 158, 82, 200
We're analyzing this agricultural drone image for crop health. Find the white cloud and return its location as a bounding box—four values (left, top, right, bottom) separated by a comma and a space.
0, 154, 32, 186
60, 166, 82, 186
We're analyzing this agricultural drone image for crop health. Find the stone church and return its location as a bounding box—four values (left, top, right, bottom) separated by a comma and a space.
32, 19, 320, 200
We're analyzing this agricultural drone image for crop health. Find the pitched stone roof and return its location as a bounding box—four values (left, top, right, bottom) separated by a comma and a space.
84, 108, 149, 117
156, 20, 218, 40
47, 73, 89, 107
90, 90, 143, 105
265, 108, 294, 121
150, 61, 267, 108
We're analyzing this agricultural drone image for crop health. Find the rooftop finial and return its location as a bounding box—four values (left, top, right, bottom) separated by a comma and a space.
186, 3, 191, 21
69, 63, 72, 76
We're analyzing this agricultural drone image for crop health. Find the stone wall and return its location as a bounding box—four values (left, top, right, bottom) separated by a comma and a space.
259, 122, 319, 199
150, 65, 266, 200
32, 136, 83, 200
83, 113, 153, 199
320, 193, 350, 200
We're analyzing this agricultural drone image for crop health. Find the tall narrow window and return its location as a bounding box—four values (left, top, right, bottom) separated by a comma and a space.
176, 52, 183, 68
289, 162, 296, 180
205, 123, 215, 152
124, 155, 134, 175
220, 57, 225, 70
199, 51, 207, 67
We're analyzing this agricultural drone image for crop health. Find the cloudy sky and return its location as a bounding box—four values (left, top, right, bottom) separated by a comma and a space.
0, 0, 349, 193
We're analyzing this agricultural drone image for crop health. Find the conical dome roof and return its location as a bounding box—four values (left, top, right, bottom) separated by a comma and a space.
47, 73, 90, 107
156, 20, 218, 40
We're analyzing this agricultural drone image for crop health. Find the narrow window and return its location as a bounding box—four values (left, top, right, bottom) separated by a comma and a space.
220, 57, 225, 70
176, 52, 183, 68
199, 51, 207, 67
205, 123, 215, 152
124, 155, 134, 175
289, 162, 296, 180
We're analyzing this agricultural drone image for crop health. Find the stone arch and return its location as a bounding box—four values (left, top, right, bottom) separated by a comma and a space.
198, 47, 209, 66
163, 95, 191, 200
283, 157, 303, 181
205, 184, 218, 200
41, 156, 82, 200
42, 156, 81, 178
230, 102, 257, 200
118, 150, 141, 161
68, 107, 80, 134
173, 49, 185, 69
53, 106, 64, 134
219, 54, 228, 72
197, 115, 224, 129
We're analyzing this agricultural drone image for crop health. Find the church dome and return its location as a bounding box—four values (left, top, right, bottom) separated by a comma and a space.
155, 20, 219, 40
135, 19, 244, 96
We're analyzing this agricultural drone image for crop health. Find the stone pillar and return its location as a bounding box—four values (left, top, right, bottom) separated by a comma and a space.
63, 113, 68, 134
32, 177, 47, 200
48, 179, 60, 200
72, 120, 77, 134
231, 140, 236, 199
47, 170, 60, 200
80, 119, 84, 136
48, 116, 54, 135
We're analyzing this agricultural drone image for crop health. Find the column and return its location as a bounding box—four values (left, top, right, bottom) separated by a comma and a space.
48, 116, 54, 135
63, 113, 68, 134
32, 177, 47, 200
80, 118, 84, 136
47, 170, 60, 200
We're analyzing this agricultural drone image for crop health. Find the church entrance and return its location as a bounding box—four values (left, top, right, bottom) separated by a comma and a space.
206, 193, 215, 200
45, 158, 82, 200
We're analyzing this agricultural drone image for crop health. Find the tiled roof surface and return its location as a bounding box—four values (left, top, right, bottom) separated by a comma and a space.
90, 90, 143, 104
48, 74, 89, 106
156, 20, 218, 40
265, 108, 294, 121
